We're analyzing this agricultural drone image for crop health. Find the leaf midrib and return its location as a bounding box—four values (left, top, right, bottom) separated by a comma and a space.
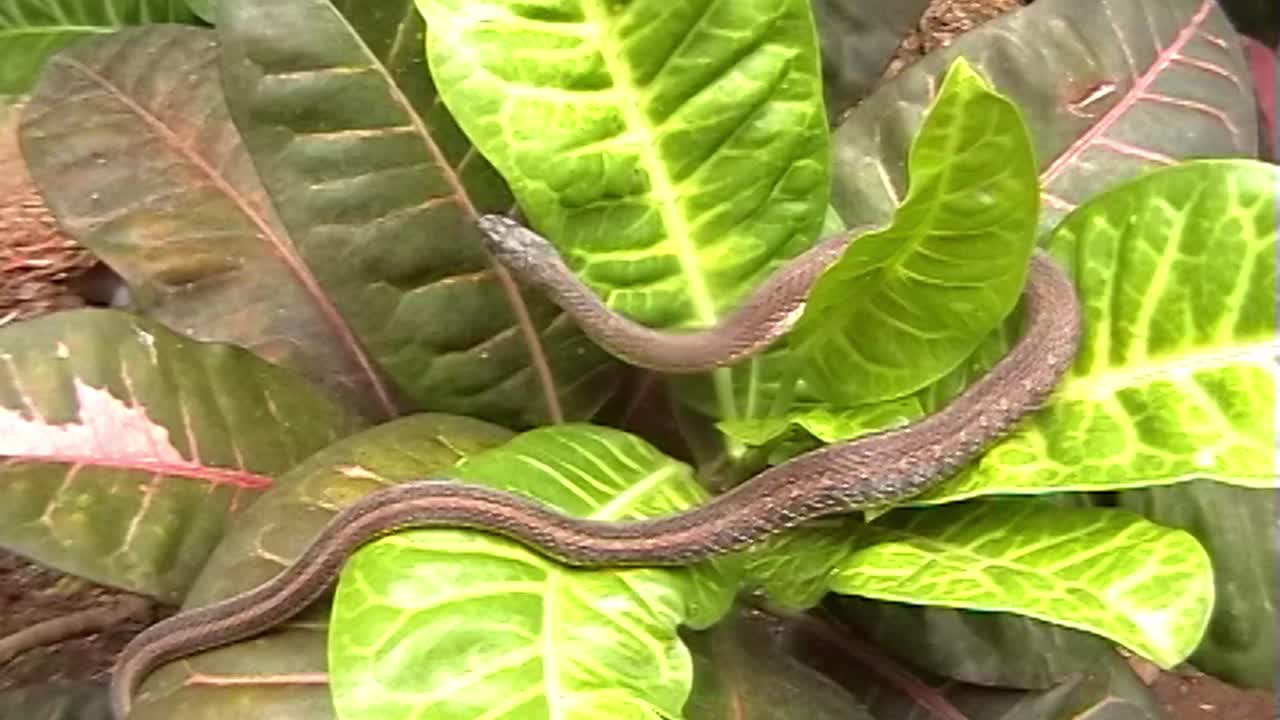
0, 26, 117, 37
579, 2, 716, 328
51, 53, 400, 420
861, 519, 1202, 661
1064, 336, 1277, 400
579, 1, 742, 417
325, 2, 564, 423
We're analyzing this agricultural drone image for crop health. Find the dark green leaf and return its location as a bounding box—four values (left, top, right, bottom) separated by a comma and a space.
19, 25, 405, 422
0, 683, 112, 720
215, 0, 622, 427
683, 608, 873, 720
129, 414, 513, 719
830, 0, 1258, 237
1115, 480, 1277, 689
185, 0, 215, 23
827, 597, 1112, 690
0, 309, 363, 603
841, 652, 1163, 720
0, 0, 199, 94
812, 0, 930, 120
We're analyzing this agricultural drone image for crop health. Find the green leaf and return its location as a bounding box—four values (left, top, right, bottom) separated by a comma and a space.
215, 0, 622, 427
417, 0, 831, 419
19, 25, 404, 422
719, 399, 922, 447
331, 425, 740, 720
830, 0, 1258, 237
826, 500, 1213, 669
1115, 480, 1277, 689
128, 414, 513, 719
812, 0, 930, 121
916, 159, 1278, 505
827, 596, 1112, 690
714, 398, 923, 474
842, 651, 1164, 720
0, 309, 363, 603
0, 0, 199, 95
683, 609, 872, 720
0, 683, 112, 720
790, 58, 1038, 405
185, 0, 215, 23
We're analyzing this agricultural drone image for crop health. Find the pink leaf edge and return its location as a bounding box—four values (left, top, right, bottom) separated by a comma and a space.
1243, 37, 1276, 159
0, 378, 270, 489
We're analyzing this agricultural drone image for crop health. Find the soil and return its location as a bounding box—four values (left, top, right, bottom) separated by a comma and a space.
0, 1, 1275, 718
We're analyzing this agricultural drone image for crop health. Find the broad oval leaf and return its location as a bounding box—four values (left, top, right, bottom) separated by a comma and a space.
828, 500, 1213, 669
19, 25, 403, 422
830, 0, 1259, 236
0, 0, 199, 95
683, 609, 873, 720
128, 414, 514, 719
185, 0, 215, 23
0, 309, 363, 603
1115, 480, 1277, 689
0, 683, 112, 720
215, 0, 622, 427
790, 59, 1038, 404
418, 0, 831, 419
813, 0, 931, 121
916, 159, 1278, 504
828, 594, 1113, 690
826, 650, 1164, 720
330, 425, 741, 720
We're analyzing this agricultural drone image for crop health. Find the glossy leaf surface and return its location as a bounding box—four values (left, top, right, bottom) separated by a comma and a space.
0, 310, 361, 603
418, 0, 831, 419
1116, 480, 1277, 689
830, 0, 1258, 236
0, 0, 198, 94
918, 160, 1278, 503
331, 425, 740, 720
790, 59, 1038, 404
19, 25, 402, 421
683, 608, 872, 720
812, 0, 930, 120
216, 0, 622, 427
827, 501, 1212, 669
130, 414, 514, 719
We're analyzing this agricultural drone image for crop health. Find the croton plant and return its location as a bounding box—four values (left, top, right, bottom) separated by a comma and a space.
0, 0, 1275, 719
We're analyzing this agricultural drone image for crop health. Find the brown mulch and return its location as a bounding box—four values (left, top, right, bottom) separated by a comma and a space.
1151, 672, 1276, 720
0, 2, 1275, 719
0, 104, 95, 327
0, 552, 161, 691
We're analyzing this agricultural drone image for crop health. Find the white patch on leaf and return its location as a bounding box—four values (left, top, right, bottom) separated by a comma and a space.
339, 465, 380, 480
0, 379, 188, 464
1193, 449, 1217, 468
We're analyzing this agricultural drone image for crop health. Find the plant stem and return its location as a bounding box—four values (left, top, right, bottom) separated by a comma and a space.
766, 361, 800, 418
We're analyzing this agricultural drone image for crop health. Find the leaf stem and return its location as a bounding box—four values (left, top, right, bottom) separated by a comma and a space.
766, 361, 800, 418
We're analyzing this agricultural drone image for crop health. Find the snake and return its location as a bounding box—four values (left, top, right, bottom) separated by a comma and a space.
109, 215, 1082, 719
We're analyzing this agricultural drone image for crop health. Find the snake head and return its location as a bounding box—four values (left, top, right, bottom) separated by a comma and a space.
476, 214, 563, 273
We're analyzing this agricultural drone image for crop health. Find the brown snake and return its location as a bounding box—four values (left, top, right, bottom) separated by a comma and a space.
110, 216, 1082, 719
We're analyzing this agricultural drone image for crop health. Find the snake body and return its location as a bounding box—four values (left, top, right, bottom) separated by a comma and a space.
109, 217, 1081, 719
477, 214, 859, 372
